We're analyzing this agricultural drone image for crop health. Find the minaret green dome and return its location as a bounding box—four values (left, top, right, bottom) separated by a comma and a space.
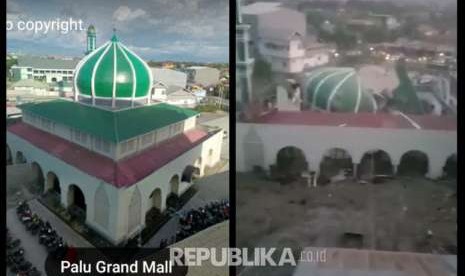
74, 34, 153, 104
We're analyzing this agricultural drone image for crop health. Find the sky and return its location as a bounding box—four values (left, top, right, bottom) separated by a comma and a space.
7, 0, 229, 62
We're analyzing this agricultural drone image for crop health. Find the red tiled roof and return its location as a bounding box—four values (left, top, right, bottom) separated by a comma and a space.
8, 122, 212, 188
250, 110, 456, 131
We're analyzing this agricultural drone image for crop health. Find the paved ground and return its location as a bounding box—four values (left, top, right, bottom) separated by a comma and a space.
7, 208, 48, 276
197, 112, 228, 124
146, 170, 229, 248
7, 199, 94, 275
171, 221, 229, 276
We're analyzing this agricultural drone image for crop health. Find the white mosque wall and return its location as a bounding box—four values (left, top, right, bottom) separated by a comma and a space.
7, 128, 224, 245
236, 123, 456, 179
183, 116, 197, 132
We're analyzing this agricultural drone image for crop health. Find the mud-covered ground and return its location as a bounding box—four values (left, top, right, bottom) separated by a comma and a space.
236, 172, 456, 275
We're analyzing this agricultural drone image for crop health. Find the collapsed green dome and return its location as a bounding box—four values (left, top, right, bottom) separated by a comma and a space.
74, 35, 152, 101
302, 67, 377, 113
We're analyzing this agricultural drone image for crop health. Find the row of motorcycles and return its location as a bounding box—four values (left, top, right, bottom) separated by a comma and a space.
6, 228, 41, 276
176, 200, 229, 241
14, 201, 69, 272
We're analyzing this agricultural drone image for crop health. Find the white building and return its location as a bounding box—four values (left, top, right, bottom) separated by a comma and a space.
258, 31, 330, 73
151, 67, 187, 89
242, 2, 330, 74
151, 83, 197, 108
185, 66, 220, 87
11, 56, 79, 84
7, 34, 223, 245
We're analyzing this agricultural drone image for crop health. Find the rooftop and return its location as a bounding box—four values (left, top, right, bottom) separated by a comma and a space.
15, 56, 79, 70
18, 100, 199, 143
248, 110, 456, 131
242, 2, 282, 14
8, 122, 213, 188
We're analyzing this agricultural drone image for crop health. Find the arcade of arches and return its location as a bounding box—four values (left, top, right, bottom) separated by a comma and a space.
274, 146, 456, 182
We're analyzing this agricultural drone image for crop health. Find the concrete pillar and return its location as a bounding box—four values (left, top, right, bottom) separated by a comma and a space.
312, 171, 319, 187
353, 163, 359, 179
427, 161, 444, 179
392, 163, 399, 176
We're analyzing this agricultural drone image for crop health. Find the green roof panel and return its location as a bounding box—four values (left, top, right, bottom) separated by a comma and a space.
19, 100, 199, 143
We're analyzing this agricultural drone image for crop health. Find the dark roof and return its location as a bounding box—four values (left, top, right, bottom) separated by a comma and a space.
16, 56, 79, 70
18, 100, 199, 142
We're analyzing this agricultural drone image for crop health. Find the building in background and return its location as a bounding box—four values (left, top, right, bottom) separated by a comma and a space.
10, 56, 78, 84
236, 0, 255, 109
242, 1, 330, 74
186, 66, 220, 87
151, 67, 187, 88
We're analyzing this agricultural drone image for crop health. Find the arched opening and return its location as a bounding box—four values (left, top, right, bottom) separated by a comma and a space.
358, 150, 393, 179
398, 150, 429, 176
16, 151, 26, 164
146, 188, 162, 225
319, 148, 353, 182
181, 166, 199, 183
31, 162, 45, 194
6, 145, 12, 165
128, 187, 142, 234
46, 172, 61, 195
443, 154, 457, 179
275, 146, 308, 181
167, 175, 182, 209
67, 184, 86, 221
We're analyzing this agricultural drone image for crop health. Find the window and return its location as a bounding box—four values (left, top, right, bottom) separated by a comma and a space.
169, 122, 183, 136
120, 139, 136, 155
141, 132, 153, 146
41, 118, 51, 130
102, 141, 111, 153
73, 130, 88, 144
94, 137, 103, 151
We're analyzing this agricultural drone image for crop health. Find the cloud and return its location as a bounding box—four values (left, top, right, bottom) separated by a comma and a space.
113, 6, 147, 22
7, 0, 21, 14
7, 0, 229, 62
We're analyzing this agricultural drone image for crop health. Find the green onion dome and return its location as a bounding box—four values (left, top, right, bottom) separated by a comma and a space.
74, 35, 153, 103
302, 67, 377, 113
87, 25, 96, 35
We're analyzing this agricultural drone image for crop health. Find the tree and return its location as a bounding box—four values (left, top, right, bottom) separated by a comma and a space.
6, 57, 17, 80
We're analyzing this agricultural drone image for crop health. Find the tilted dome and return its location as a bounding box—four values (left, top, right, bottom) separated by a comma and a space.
74, 35, 152, 104
302, 67, 377, 113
